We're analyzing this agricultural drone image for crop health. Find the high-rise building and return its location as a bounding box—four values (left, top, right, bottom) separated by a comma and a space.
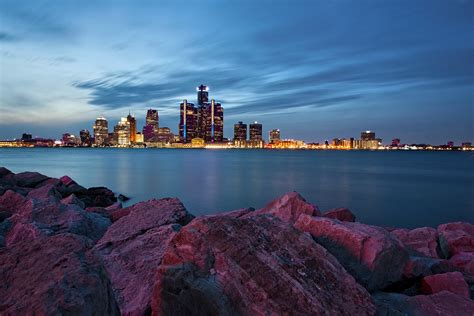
179, 99, 197, 142
156, 127, 173, 143
21, 133, 32, 141
233, 121, 247, 141
205, 99, 224, 142
146, 109, 159, 130
269, 129, 280, 143
197, 84, 209, 106
115, 117, 130, 146
80, 129, 91, 146
93, 116, 108, 145
249, 122, 263, 141
127, 113, 137, 143
361, 131, 376, 141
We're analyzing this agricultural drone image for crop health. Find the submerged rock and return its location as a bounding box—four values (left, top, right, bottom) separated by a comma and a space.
295, 215, 409, 291
152, 215, 376, 315
242, 191, 321, 224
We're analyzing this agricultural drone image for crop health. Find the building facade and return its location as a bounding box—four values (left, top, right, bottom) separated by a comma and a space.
80, 129, 91, 146
93, 116, 109, 146
115, 117, 131, 146
249, 122, 263, 141
179, 99, 197, 142
127, 113, 137, 143
269, 129, 280, 143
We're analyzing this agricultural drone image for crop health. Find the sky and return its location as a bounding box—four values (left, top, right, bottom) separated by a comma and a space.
0, 0, 473, 144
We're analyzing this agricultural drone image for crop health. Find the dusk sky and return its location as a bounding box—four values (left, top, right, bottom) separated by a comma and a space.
0, 0, 473, 144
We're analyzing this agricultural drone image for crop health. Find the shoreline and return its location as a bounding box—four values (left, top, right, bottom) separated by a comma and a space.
0, 167, 473, 314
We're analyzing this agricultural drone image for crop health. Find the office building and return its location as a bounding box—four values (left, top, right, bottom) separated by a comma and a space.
115, 117, 131, 146
234, 122, 247, 141
127, 113, 137, 143
156, 127, 173, 143
21, 133, 32, 141
197, 84, 209, 105
93, 116, 109, 145
179, 99, 197, 142
135, 132, 144, 143
392, 139, 401, 147
361, 131, 376, 141
269, 129, 280, 143
205, 99, 224, 142
249, 122, 263, 141
80, 129, 91, 146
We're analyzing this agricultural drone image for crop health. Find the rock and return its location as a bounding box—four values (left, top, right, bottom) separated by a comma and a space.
59, 175, 77, 186
438, 222, 474, 258
104, 201, 122, 212
12, 171, 49, 188
0, 167, 12, 178
5, 198, 111, 245
373, 291, 474, 316
391, 227, 440, 258
242, 192, 320, 224
210, 207, 255, 219
27, 183, 62, 201
118, 193, 130, 201
0, 190, 29, 215
403, 256, 452, 279
76, 186, 117, 208
96, 198, 194, 315
449, 252, 474, 277
152, 215, 375, 315
294, 215, 409, 291
0, 233, 119, 315
323, 207, 356, 222
421, 271, 470, 298
61, 193, 86, 209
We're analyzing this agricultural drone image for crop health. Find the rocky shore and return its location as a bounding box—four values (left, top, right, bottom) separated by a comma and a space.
0, 167, 473, 315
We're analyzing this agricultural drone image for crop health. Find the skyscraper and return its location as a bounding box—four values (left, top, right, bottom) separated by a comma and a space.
179, 99, 197, 142
269, 129, 280, 143
127, 113, 137, 143
205, 99, 224, 142
249, 122, 263, 141
93, 116, 108, 145
80, 129, 91, 146
197, 84, 209, 106
115, 117, 130, 146
361, 131, 376, 141
146, 109, 159, 130
233, 121, 247, 142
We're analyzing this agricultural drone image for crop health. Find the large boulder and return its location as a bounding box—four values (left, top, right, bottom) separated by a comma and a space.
373, 291, 474, 316
402, 256, 452, 279
449, 252, 474, 278
152, 215, 375, 315
5, 197, 110, 245
391, 227, 440, 258
421, 271, 470, 298
295, 215, 409, 291
438, 222, 474, 258
0, 190, 29, 215
96, 198, 194, 315
11, 171, 49, 188
61, 193, 86, 209
0, 233, 119, 315
78, 186, 117, 208
0, 167, 12, 178
242, 192, 320, 224
323, 207, 356, 222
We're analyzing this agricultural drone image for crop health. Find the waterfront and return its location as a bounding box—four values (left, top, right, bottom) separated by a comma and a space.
0, 148, 472, 228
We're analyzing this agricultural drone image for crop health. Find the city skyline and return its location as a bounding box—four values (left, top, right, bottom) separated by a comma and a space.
1, 1, 473, 143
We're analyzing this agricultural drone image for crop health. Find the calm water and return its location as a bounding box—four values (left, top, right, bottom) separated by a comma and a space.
0, 148, 473, 228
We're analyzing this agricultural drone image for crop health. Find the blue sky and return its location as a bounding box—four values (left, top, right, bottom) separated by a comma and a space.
0, 0, 473, 143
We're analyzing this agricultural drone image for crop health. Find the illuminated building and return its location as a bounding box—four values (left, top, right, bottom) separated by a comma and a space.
447, 141, 454, 147
80, 129, 91, 146
392, 138, 401, 147
127, 113, 137, 143
156, 127, 173, 143
179, 99, 197, 142
93, 116, 109, 145
197, 84, 209, 105
191, 138, 205, 148
249, 122, 263, 141
115, 117, 131, 146
233, 121, 247, 146
143, 125, 155, 142
462, 142, 472, 148
135, 132, 144, 143
146, 109, 159, 130
342, 138, 354, 149
361, 131, 376, 141
205, 99, 224, 142
269, 129, 280, 143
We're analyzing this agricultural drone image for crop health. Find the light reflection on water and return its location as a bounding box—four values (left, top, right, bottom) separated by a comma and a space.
0, 148, 472, 228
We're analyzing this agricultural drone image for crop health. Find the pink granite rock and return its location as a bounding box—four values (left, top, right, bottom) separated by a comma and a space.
0, 190, 29, 215
11, 171, 49, 188
323, 207, 356, 222
402, 256, 452, 279
421, 271, 470, 298
391, 226, 440, 258
27, 182, 62, 201
242, 192, 320, 224
449, 252, 474, 277
59, 175, 77, 186
295, 215, 408, 291
61, 193, 86, 209
438, 222, 474, 258
96, 198, 194, 315
152, 215, 375, 316
373, 290, 474, 315
0, 233, 119, 315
